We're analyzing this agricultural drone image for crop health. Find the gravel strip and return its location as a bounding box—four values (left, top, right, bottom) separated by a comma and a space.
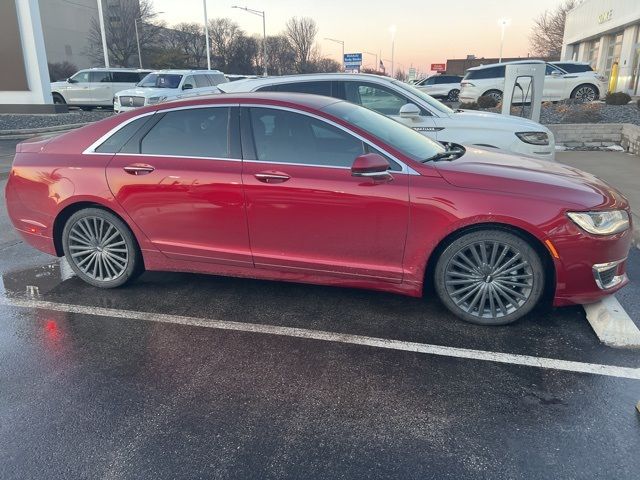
0, 111, 114, 131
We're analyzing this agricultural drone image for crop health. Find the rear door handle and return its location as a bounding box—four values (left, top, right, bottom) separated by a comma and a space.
254, 172, 290, 183
124, 163, 155, 175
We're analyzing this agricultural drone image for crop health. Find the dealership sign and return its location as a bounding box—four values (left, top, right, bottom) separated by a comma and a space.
344, 53, 363, 67
431, 63, 446, 72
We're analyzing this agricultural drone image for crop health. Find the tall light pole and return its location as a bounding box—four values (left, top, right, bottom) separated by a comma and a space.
134, 18, 142, 68
233, 6, 268, 76
389, 25, 397, 78
203, 0, 211, 70
96, 0, 109, 67
325, 38, 345, 67
498, 18, 510, 63
364, 51, 378, 70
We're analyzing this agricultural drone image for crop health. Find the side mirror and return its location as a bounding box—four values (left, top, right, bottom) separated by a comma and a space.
551, 71, 563, 77
182, 83, 193, 90
351, 153, 392, 181
399, 103, 421, 119
67, 77, 76, 83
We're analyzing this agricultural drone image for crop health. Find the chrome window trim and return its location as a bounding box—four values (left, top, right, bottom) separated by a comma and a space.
115, 152, 242, 162
82, 102, 419, 175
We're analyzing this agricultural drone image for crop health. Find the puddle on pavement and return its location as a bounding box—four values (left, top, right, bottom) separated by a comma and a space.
0, 258, 76, 299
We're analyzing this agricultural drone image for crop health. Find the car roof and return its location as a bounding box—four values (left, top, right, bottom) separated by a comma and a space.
467, 60, 546, 71
220, 72, 396, 92
83, 67, 150, 72
550, 61, 590, 65
155, 91, 343, 111
144, 69, 225, 75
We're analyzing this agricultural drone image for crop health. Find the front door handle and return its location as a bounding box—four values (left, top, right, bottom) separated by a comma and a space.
124, 163, 155, 175
254, 172, 290, 183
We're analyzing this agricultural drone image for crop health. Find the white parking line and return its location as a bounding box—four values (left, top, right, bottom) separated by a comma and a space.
2, 296, 639, 380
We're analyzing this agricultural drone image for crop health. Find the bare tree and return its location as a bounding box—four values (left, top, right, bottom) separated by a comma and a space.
265, 35, 296, 75
87, 0, 161, 67
312, 57, 341, 73
208, 18, 243, 70
530, 0, 579, 57
285, 17, 318, 73
171, 23, 208, 68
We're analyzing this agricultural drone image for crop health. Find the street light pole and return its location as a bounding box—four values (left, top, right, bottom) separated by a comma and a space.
498, 18, 510, 63
324, 38, 345, 68
96, 0, 109, 67
232, 6, 268, 76
134, 18, 142, 68
389, 25, 397, 79
364, 51, 378, 70
203, 0, 211, 70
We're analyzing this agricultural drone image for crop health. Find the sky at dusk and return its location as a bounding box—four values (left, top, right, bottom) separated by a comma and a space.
154, 0, 566, 74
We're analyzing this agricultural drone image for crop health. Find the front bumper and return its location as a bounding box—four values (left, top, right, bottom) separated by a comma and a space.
113, 102, 141, 113
551, 219, 632, 306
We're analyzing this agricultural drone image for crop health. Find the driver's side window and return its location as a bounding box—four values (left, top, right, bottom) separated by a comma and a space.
345, 82, 413, 116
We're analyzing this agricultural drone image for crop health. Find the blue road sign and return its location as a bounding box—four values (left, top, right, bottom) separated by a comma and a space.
343, 53, 362, 66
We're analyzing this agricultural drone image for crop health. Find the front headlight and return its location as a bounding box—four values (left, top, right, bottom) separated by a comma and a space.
567, 210, 629, 235
516, 131, 549, 145
146, 96, 167, 105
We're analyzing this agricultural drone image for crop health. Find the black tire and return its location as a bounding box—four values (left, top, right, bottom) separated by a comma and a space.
80, 106, 93, 111
52, 93, 66, 105
62, 208, 143, 288
447, 89, 460, 102
483, 89, 503, 102
434, 229, 544, 325
570, 84, 598, 102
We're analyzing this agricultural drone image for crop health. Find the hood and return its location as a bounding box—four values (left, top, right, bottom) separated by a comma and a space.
50, 81, 69, 89
433, 147, 627, 210
115, 87, 174, 98
451, 109, 549, 132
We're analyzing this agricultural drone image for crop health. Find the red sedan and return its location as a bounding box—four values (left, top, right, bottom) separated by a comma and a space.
5, 93, 632, 324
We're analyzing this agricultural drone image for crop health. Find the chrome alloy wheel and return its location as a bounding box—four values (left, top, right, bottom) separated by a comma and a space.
444, 241, 534, 319
68, 216, 129, 281
574, 85, 596, 102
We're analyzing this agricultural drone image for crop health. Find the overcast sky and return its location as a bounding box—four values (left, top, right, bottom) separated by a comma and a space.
153, 0, 565, 74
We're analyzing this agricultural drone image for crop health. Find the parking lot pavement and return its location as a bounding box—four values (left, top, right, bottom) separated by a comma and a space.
1, 237, 640, 480
0, 140, 19, 179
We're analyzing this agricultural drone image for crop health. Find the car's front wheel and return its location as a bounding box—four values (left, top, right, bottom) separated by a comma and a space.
447, 89, 460, 102
483, 89, 503, 102
62, 208, 143, 288
52, 93, 66, 105
434, 229, 544, 325
570, 84, 598, 102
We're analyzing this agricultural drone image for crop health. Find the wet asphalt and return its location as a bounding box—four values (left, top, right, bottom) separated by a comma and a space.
1, 238, 639, 480
1, 139, 639, 479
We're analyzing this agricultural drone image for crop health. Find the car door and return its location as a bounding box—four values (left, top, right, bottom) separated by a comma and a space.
88, 71, 114, 105
339, 80, 439, 140
105, 105, 252, 266
240, 106, 410, 282
179, 75, 197, 99
417, 76, 436, 95
66, 70, 92, 104
543, 64, 567, 101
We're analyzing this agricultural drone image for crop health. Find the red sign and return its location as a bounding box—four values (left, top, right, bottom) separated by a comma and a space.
431, 63, 446, 72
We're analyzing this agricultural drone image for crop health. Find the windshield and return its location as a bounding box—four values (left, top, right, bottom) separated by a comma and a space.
322, 101, 445, 161
390, 80, 454, 115
137, 73, 183, 89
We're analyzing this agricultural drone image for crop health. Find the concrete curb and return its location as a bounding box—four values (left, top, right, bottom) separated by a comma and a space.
583, 295, 640, 349
0, 123, 88, 140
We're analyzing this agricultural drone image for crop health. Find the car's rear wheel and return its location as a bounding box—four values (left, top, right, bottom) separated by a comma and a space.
483, 89, 503, 102
570, 84, 598, 102
447, 89, 460, 102
434, 229, 544, 325
52, 93, 66, 105
62, 208, 143, 288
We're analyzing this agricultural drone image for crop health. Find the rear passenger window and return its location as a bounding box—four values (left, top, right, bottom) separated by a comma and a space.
140, 108, 230, 158
195, 75, 212, 88
208, 73, 228, 85
272, 82, 332, 96
90, 71, 111, 82
466, 66, 505, 80
112, 72, 142, 83
95, 116, 153, 153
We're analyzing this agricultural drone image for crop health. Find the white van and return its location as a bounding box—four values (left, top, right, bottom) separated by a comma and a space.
50, 68, 151, 109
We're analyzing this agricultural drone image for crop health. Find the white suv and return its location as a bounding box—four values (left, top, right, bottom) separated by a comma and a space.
50, 68, 151, 109
220, 73, 555, 160
459, 60, 607, 103
413, 75, 463, 102
113, 70, 228, 113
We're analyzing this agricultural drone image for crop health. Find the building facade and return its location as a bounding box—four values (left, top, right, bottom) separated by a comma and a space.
561, 0, 640, 95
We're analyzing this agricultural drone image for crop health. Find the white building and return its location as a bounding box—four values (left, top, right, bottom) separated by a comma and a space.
561, 0, 640, 95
